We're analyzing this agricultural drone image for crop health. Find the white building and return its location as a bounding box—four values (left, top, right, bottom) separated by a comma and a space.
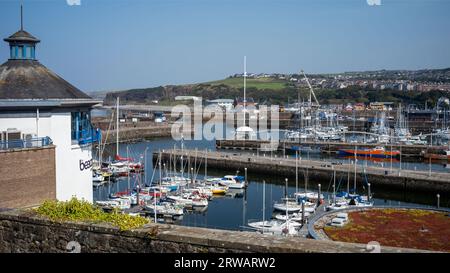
207, 99, 234, 111
0, 16, 100, 204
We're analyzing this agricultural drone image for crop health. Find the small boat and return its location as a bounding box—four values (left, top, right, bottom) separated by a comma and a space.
326, 196, 373, 211
93, 172, 105, 182
274, 212, 310, 222
247, 220, 300, 236
338, 146, 400, 158
273, 198, 303, 213
139, 187, 164, 198
210, 185, 228, 195
214, 175, 246, 189
166, 194, 208, 207
145, 202, 184, 216
110, 162, 130, 176
182, 187, 212, 199
423, 150, 450, 161
294, 192, 323, 203
162, 176, 190, 186
95, 198, 131, 210
93, 172, 106, 187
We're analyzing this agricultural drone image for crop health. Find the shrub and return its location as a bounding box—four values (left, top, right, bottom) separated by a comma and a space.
35, 198, 148, 231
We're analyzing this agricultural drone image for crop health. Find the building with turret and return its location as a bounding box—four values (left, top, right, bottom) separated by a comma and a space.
0, 8, 100, 208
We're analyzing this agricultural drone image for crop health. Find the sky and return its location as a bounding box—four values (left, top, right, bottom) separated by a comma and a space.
0, 0, 449, 92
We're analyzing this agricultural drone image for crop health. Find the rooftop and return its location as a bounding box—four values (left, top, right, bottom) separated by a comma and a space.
0, 60, 92, 100
4, 30, 40, 44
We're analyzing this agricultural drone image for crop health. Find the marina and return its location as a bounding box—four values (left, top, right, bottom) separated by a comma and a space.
0, 1, 449, 255
92, 137, 449, 233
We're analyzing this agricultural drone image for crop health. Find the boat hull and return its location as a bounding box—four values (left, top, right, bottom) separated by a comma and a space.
338, 149, 400, 158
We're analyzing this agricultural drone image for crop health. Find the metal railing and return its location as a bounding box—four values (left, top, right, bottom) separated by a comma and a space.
78, 128, 101, 145
0, 136, 53, 151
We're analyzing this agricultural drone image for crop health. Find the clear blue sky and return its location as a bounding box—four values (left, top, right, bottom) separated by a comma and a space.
1, 0, 449, 92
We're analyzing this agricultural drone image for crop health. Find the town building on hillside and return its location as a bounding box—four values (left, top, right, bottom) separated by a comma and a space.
369, 102, 394, 111
207, 99, 234, 111
235, 97, 256, 108
353, 103, 366, 111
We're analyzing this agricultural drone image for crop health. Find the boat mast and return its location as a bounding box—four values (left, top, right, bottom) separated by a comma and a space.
305, 167, 308, 193
333, 169, 336, 205
98, 132, 102, 169
116, 97, 119, 156
354, 146, 357, 193
127, 145, 130, 191
262, 180, 266, 228
285, 178, 289, 230
154, 154, 158, 223
243, 56, 247, 127
144, 147, 148, 186
347, 160, 350, 193
204, 149, 208, 180
295, 151, 298, 193
159, 150, 162, 188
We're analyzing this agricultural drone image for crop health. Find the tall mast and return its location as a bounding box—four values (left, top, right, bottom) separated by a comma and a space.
262, 180, 266, 227
298, 71, 301, 111
116, 97, 119, 156
354, 146, 357, 193
243, 56, 247, 127
204, 149, 208, 180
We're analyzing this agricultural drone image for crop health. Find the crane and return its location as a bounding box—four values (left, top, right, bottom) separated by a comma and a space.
301, 70, 320, 107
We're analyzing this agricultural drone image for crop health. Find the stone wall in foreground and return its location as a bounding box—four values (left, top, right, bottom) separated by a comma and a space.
0, 210, 423, 253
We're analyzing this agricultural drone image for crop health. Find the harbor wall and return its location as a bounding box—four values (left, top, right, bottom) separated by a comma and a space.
216, 139, 446, 158
0, 209, 420, 253
0, 146, 56, 209
156, 150, 450, 194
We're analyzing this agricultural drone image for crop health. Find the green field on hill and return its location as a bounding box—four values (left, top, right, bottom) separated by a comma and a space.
206, 77, 288, 90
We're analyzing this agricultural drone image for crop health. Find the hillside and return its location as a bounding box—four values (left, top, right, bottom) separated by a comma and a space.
102, 68, 450, 106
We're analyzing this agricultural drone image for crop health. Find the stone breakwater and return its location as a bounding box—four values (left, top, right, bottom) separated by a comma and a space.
155, 149, 450, 193
0, 209, 424, 253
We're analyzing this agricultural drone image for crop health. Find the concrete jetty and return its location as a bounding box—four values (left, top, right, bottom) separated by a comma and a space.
155, 149, 450, 193
216, 139, 447, 158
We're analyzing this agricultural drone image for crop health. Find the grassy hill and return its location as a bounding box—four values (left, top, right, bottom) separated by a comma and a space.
102, 73, 449, 106
205, 77, 289, 90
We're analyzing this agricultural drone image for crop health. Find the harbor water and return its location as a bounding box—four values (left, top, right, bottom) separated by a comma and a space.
94, 136, 449, 231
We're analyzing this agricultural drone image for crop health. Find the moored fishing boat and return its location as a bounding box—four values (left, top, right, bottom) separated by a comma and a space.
338, 146, 400, 158
422, 149, 450, 161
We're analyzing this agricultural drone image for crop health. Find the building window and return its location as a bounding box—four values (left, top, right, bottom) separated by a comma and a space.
26, 46, 32, 59
71, 111, 100, 145
18, 46, 23, 59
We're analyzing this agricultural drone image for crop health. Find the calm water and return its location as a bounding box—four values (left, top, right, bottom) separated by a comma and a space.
94, 136, 449, 231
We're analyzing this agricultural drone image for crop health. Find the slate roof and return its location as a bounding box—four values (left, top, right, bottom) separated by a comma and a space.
4, 30, 40, 44
0, 60, 92, 100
